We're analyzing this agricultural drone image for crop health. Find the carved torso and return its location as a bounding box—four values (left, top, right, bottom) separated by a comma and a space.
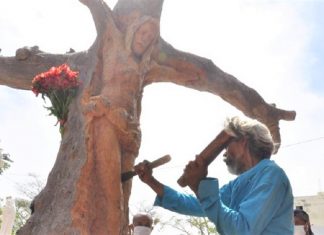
101, 52, 144, 124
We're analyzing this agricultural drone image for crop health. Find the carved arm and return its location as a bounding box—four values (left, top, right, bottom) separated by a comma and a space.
0, 47, 83, 90
79, 0, 115, 38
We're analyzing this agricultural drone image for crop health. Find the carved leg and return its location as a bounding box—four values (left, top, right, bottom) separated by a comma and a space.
121, 152, 137, 231
119, 129, 141, 232
72, 118, 124, 234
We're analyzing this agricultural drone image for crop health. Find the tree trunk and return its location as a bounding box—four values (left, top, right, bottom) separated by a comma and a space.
0, 0, 295, 234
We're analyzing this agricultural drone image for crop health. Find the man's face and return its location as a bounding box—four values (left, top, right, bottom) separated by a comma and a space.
294, 216, 305, 226
294, 216, 308, 235
133, 214, 152, 228
223, 138, 246, 175
132, 21, 158, 56
131, 214, 153, 235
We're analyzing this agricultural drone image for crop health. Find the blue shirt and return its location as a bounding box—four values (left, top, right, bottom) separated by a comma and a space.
154, 159, 294, 235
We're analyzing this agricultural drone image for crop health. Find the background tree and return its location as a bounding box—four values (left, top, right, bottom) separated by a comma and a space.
0, 174, 45, 234
131, 202, 218, 235
0, 0, 295, 234
158, 214, 218, 235
12, 174, 45, 234
15, 174, 45, 201
12, 199, 30, 235
0, 147, 13, 175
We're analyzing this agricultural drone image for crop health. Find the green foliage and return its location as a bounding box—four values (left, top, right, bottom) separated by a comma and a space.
0, 198, 32, 235
0, 161, 11, 175
12, 199, 31, 234
187, 216, 217, 235
159, 214, 218, 235
0, 174, 45, 234
0, 148, 13, 175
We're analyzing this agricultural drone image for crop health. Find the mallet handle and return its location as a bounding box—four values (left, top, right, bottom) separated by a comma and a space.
177, 130, 233, 187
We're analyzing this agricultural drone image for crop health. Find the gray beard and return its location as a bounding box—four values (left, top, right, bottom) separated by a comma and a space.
224, 158, 242, 175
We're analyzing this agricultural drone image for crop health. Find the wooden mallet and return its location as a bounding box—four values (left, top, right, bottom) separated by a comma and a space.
177, 130, 233, 187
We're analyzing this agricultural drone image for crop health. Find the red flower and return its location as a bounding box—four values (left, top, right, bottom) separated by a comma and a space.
31, 64, 81, 135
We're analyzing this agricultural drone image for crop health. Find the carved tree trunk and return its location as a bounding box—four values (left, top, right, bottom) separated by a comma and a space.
0, 0, 295, 234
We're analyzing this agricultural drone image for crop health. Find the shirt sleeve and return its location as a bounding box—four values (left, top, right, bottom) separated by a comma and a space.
198, 172, 290, 235
219, 181, 232, 206
153, 185, 205, 217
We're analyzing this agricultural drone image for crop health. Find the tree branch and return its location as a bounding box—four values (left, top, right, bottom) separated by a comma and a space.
0, 47, 83, 90
79, 0, 114, 37
148, 38, 296, 152
113, 0, 164, 19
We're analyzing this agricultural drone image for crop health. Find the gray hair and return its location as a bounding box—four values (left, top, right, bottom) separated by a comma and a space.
224, 116, 274, 159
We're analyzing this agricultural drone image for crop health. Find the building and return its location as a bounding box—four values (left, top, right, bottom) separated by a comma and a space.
294, 192, 324, 233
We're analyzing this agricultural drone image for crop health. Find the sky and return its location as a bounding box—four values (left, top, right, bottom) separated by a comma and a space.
1, 0, 324, 232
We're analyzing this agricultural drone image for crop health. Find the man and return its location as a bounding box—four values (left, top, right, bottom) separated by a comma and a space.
128, 212, 154, 235
294, 206, 314, 235
135, 116, 294, 235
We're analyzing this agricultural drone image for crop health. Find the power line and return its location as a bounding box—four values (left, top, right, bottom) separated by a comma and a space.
282, 136, 324, 148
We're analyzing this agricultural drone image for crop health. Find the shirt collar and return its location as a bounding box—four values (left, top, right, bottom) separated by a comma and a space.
238, 159, 272, 181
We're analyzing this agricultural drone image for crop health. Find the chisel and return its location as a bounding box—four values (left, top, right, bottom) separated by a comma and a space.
121, 154, 171, 182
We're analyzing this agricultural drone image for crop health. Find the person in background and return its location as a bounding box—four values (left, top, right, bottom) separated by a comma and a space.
135, 116, 294, 235
294, 206, 314, 235
128, 212, 153, 235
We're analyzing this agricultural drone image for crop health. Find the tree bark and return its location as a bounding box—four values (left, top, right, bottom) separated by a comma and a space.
0, 0, 295, 234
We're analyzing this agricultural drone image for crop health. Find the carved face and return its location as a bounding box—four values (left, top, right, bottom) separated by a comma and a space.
131, 21, 158, 57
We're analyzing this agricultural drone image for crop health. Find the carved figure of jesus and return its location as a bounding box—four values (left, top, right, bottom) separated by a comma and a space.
74, 16, 161, 234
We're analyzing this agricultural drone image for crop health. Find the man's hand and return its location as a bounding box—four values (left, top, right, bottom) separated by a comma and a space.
183, 156, 208, 194
134, 160, 164, 197
134, 160, 153, 184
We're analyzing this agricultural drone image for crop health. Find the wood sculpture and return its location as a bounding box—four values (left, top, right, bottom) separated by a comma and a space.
0, 0, 296, 234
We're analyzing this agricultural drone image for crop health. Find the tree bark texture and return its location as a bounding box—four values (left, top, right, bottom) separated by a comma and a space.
0, 0, 296, 234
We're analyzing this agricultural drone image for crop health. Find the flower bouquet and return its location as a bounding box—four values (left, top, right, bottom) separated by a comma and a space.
32, 64, 81, 135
